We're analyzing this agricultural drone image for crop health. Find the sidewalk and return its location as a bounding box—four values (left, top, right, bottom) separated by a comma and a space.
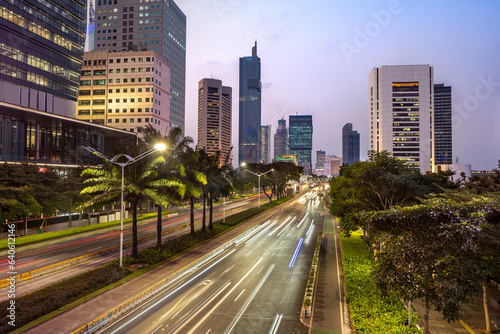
412, 282, 500, 334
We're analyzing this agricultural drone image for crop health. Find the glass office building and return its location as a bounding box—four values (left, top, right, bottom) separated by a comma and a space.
342, 123, 360, 165
238, 41, 261, 164
434, 84, 452, 165
0, 0, 135, 168
289, 115, 313, 174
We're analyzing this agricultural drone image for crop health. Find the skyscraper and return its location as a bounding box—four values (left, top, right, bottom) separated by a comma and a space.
260, 125, 271, 164
0, 0, 134, 167
369, 65, 434, 173
316, 150, 326, 175
274, 119, 288, 160
197, 78, 232, 166
289, 115, 313, 174
434, 84, 452, 165
342, 123, 360, 165
93, 0, 186, 133
87, 0, 96, 51
238, 41, 261, 164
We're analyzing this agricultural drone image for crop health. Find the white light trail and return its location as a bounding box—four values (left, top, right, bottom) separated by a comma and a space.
297, 212, 309, 228
268, 313, 283, 334
269, 217, 290, 236
306, 219, 315, 236
276, 217, 296, 237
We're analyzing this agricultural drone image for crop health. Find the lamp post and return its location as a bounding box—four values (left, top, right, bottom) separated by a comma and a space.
81, 143, 166, 267
244, 167, 274, 208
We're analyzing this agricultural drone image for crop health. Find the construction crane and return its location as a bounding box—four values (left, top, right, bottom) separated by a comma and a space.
274, 109, 286, 120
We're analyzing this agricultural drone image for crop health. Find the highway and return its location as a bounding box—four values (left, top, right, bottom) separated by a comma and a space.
0, 195, 262, 281
100, 191, 324, 334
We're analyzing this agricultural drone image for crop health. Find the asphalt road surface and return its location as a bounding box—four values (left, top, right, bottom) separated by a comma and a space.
100, 191, 324, 334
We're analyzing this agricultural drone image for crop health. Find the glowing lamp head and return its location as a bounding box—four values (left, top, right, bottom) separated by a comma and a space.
154, 143, 166, 151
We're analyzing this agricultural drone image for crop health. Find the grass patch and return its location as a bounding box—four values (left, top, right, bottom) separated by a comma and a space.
0, 211, 172, 250
341, 231, 421, 334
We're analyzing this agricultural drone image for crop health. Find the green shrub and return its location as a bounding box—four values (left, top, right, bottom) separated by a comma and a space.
342, 231, 421, 334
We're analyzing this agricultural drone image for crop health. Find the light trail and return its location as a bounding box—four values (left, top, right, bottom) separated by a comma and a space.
276, 217, 296, 237
297, 212, 309, 228
289, 238, 304, 268
269, 217, 290, 236
268, 313, 283, 334
306, 219, 315, 236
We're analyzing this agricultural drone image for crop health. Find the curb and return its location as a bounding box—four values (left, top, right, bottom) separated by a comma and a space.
300, 232, 322, 326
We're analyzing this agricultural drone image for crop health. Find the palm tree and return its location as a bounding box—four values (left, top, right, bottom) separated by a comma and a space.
80, 141, 184, 258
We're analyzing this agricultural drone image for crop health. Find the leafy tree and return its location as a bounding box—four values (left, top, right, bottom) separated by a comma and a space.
329, 151, 457, 234
360, 198, 500, 334
465, 161, 500, 194
80, 141, 185, 258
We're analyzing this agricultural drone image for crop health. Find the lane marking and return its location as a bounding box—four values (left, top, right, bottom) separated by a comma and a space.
233, 289, 245, 302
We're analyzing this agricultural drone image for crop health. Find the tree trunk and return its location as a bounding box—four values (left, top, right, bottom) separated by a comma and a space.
190, 197, 195, 236
483, 283, 491, 333
132, 205, 138, 258
202, 194, 206, 232
156, 205, 162, 248
209, 194, 213, 231
424, 302, 430, 334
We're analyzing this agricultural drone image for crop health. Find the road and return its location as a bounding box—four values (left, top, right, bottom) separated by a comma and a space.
100, 191, 325, 334
0, 195, 262, 281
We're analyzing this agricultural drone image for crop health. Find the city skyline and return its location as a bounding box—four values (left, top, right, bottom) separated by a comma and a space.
181, 0, 500, 170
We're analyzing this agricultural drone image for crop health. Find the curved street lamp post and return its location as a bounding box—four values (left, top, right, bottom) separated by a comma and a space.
81, 143, 166, 267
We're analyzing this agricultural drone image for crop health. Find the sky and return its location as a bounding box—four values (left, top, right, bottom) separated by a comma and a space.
178, 0, 500, 170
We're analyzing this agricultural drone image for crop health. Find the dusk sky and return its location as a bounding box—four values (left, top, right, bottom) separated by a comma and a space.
177, 0, 500, 170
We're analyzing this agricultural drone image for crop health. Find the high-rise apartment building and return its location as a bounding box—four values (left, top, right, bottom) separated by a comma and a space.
77, 51, 171, 135
369, 65, 434, 173
0, 0, 134, 167
93, 0, 186, 132
289, 115, 313, 174
324, 155, 342, 176
274, 119, 288, 160
260, 125, 271, 164
433, 84, 452, 165
238, 41, 261, 164
197, 78, 232, 166
342, 123, 360, 165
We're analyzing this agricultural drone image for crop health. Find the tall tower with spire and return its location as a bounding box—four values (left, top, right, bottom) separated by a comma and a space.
238, 41, 262, 165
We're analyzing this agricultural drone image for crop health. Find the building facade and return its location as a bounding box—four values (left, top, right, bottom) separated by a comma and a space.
324, 155, 342, 176
0, 0, 135, 168
238, 41, 261, 164
342, 123, 360, 165
289, 115, 313, 174
316, 150, 325, 175
274, 119, 288, 160
93, 0, 186, 132
197, 78, 232, 166
369, 65, 434, 173
77, 51, 171, 136
260, 125, 271, 164
434, 84, 452, 165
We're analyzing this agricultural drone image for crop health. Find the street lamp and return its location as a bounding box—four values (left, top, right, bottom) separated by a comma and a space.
243, 166, 274, 208
81, 143, 166, 267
